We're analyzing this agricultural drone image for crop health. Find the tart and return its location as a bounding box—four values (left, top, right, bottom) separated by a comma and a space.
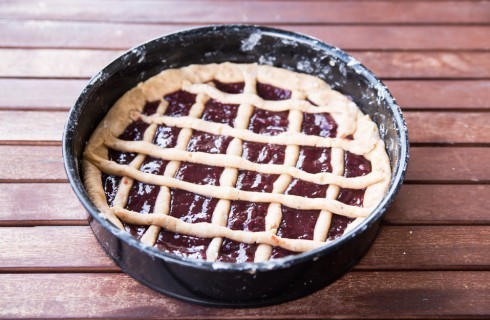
83, 62, 391, 263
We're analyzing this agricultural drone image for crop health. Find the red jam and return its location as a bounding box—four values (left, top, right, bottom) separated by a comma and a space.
102, 82, 371, 262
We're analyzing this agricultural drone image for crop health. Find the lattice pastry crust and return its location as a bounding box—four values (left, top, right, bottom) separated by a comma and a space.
83, 62, 391, 261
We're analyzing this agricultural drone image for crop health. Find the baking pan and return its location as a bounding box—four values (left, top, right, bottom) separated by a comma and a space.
63, 25, 409, 307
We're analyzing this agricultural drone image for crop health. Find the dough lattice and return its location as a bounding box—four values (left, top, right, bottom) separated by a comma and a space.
83, 63, 391, 261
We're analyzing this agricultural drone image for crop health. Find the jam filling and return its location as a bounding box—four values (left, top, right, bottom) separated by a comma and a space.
213, 80, 245, 94
270, 146, 332, 259
201, 99, 239, 127
101, 101, 156, 207
256, 82, 292, 101
121, 101, 183, 238
327, 152, 372, 240
102, 82, 373, 262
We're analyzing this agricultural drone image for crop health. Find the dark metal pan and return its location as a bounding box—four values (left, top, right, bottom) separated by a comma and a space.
62, 25, 409, 307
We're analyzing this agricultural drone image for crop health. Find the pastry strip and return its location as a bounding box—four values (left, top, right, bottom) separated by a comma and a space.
114, 207, 327, 253
255, 103, 303, 262
102, 137, 385, 189
183, 82, 351, 114
136, 113, 379, 155
140, 93, 209, 245
88, 156, 372, 217
83, 62, 392, 261
206, 67, 257, 261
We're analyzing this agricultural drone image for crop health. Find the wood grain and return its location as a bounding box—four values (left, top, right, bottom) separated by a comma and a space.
405, 112, 490, 144
0, 272, 488, 318
0, 226, 116, 270
386, 80, 490, 110
0, 49, 121, 78
0, 79, 86, 110
1, 49, 489, 79
0, 183, 86, 224
359, 226, 490, 270
3, 110, 490, 144
2, 184, 489, 225
0, 111, 66, 142
1, 226, 488, 271
1, 146, 489, 182
3, 79, 490, 111
2, 0, 489, 319
2, 1, 489, 24
386, 185, 490, 224
3, 21, 490, 51
0, 146, 65, 182
355, 51, 490, 79
408, 147, 490, 182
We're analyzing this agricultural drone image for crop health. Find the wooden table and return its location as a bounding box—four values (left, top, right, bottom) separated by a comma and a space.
1, 1, 489, 318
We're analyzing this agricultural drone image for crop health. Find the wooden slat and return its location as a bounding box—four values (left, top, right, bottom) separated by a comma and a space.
387, 80, 490, 110
3, 21, 490, 51
0, 146, 488, 182
0, 49, 121, 78
0, 184, 86, 224
1, 1, 489, 24
1, 49, 489, 79
0, 226, 116, 270
3, 79, 490, 111
0, 146, 65, 182
0, 79, 86, 110
355, 51, 490, 79
0, 272, 488, 318
386, 185, 490, 224
2, 184, 489, 225
405, 112, 490, 144
408, 147, 490, 182
3, 110, 490, 144
1, 226, 488, 271
0, 111, 66, 142
359, 226, 490, 270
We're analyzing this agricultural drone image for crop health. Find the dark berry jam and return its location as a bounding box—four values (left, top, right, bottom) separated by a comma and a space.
102, 81, 376, 262
153, 126, 180, 148
256, 83, 291, 101
344, 151, 372, 178
271, 207, 320, 259
142, 100, 160, 116
302, 112, 337, 138
248, 108, 289, 136
164, 90, 196, 117
202, 99, 239, 127
123, 157, 168, 239
187, 131, 232, 154
122, 120, 181, 238
329, 152, 373, 240
217, 201, 267, 263
271, 147, 331, 259
327, 215, 355, 240
241, 141, 285, 164
102, 118, 150, 208
213, 80, 245, 94
101, 174, 120, 207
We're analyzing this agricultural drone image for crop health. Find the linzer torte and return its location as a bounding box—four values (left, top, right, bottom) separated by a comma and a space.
83, 62, 391, 263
